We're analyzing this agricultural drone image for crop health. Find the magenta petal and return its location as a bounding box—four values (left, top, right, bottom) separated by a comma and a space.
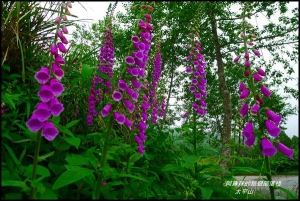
266, 109, 282, 126
276, 142, 294, 160
50, 45, 58, 56
239, 102, 249, 118
125, 117, 133, 130
35, 67, 50, 84
253, 73, 263, 82
48, 97, 64, 116
137, 146, 145, 155
26, 114, 44, 132
118, 79, 128, 91
265, 120, 281, 138
257, 68, 266, 76
49, 78, 64, 97
125, 56, 135, 65
189, 86, 196, 92
245, 134, 256, 147
242, 121, 254, 138
33, 102, 51, 122
233, 57, 239, 63
124, 99, 135, 113
135, 135, 143, 145
186, 67, 192, 74
239, 82, 245, 92
86, 114, 93, 126
55, 55, 65, 65
261, 85, 271, 98
38, 84, 54, 102
42, 121, 59, 141
114, 112, 125, 124
52, 63, 64, 81
240, 88, 249, 100
250, 103, 260, 115
100, 104, 112, 117
131, 36, 140, 43
112, 91, 123, 101
131, 78, 141, 89
244, 60, 251, 67
261, 137, 277, 157
57, 42, 67, 53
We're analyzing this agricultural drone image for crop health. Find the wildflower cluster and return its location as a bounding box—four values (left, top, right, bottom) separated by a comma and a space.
87, 18, 114, 126
26, 2, 72, 141
183, 36, 207, 118
235, 21, 294, 160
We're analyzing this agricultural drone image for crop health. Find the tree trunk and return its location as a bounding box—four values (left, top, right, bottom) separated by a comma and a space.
209, 5, 232, 171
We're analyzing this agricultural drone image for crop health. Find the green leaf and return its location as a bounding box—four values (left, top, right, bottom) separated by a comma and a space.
65, 119, 81, 129
24, 165, 50, 178
38, 151, 55, 162
52, 169, 94, 190
64, 137, 81, 149
232, 166, 260, 175
4, 144, 21, 166
274, 186, 298, 199
51, 116, 60, 124
95, 71, 111, 81
65, 154, 89, 166
116, 174, 149, 183
200, 187, 213, 199
26, 101, 30, 119
2, 180, 27, 189
161, 164, 184, 172
81, 64, 94, 80
182, 154, 200, 164
4, 193, 22, 199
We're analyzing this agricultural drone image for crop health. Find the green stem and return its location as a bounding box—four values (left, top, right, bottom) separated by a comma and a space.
29, 130, 42, 200
122, 153, 131, 199
241, 3, 274, 200
93, 115, 114, 200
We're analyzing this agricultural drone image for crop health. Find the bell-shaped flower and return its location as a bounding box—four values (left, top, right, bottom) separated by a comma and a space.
33, 102, 51, 122
239, 82, 246, 92
124, 99, 135, 113
38, 84, 54, 102
52, 63, 64, 81
86, 114, 93, 126
183, 111, 189, 118
138, 131, 147, 141
186, 67, 192, 74
266, 109, 282, 126
100, 104, 112, 117
276, 142, 294, 160
261, 85, 271, 98
49, 78, 64, 97
139, 121, 147, 132
131, 36, 140, 43
261, 137, 277, 157
253, 73, 263, 82
239, 102, 249, 118
137, 146, 145, 155
191, 78, 198, 85
131, 78, 141, 89
135, 135, 143, 146
118, 79, 127, 91
244, 53, 249, 58
126, 87, 139, 102
253, 50, 260, 56
233, 57, 239, 63
55, 55, 65, 65
57, 42, 67, 53
125, 56, 135, 65
242, 121, 254, 138
42, 121, 59, 141
244, 60, 251, 67
114, 112, 125, 124
48, 97, 64, 116
257, 68, 266, 76
265, 120, 281, 138
50, 45, 58, 56
250, 103, 260, 115
62, 26, 68, 34
26, 114, 44, 132
244, 69, 250, 77
257, 95, 264, 105
35, 66, 50, 84
125, 117, 133, 130
239, 88, 249, 100
245, 133, 256, 148
112, 91, 123, 101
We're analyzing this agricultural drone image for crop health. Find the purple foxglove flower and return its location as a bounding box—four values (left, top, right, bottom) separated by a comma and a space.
129, 67, 139, 77
138, 131, 147, 141
57, 42, 67, 53
239, 88, 249, 100
245, 134, 256, 148
261, 85, 271, 98
146, 23, 153, 31
139, 121, 147, 132
265, 120, 281, 138
242, 121, 254, 138
250, 103, 260, 115
248, 41, 254, 46
239, 102, 249, 118
42, 121, 59, 141
134, 51, 144, 60
139, 68, 145, 77
200, 78, 207, 84
198, 84, 206, 91
50, 45, 58, 56
194, 93, 201, 100
257, 68, 266, 76
118, 79, 127, 91
183, 111, 189, 118
125, 117, 133, 130
131, 36, 140, 43
35, 66, 50, 84
186, 67, 192, 74
131, 78, 141, 89
62, 26, 68, 34
244, 60, 251, 67
55, 55, 65, 65
26, 114, 44, 132
141, 112, 148, 121
200, 100, 207, 108
244, 53, 249, 58
100, 104, 112, 117
239, 82, 246, 92
52, 63, 64, 81
276, 142, 294, 160
141, 102, 150, 111
197, 108, 206, 116
193, 71, 200, 77
112, 91, 123, 101
253, 50, 260, 56
61, 37, 69, 44
145, 14, 152, 22
125, 56, 135, 65
38, 84, 54, 102
192, 103, 199, 111
49, 78, 64, 97
266, 109, 282, 125
200, 90, 207, 97
57, 31, 64, 38
126, 87, 139, 102
124, 99, 135, 113
257, 95, 264, 105
86, 114, 93, 126
135, 59, 146, 68
138, 43, 145, 51
137, 146, 145, 155
48, 97, 64, 116
244, 69, 250, 77
33, 102, 51, 122
253, 73, 263, 82
114, 112, 125, 124
54, 17, 61, 24
192, 78, 198, 85
135, 135, 143, 145
261, 137, 277, 157
233, 57, 239, 63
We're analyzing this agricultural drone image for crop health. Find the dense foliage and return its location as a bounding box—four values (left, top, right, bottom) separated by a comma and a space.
1, 1, 298, 200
